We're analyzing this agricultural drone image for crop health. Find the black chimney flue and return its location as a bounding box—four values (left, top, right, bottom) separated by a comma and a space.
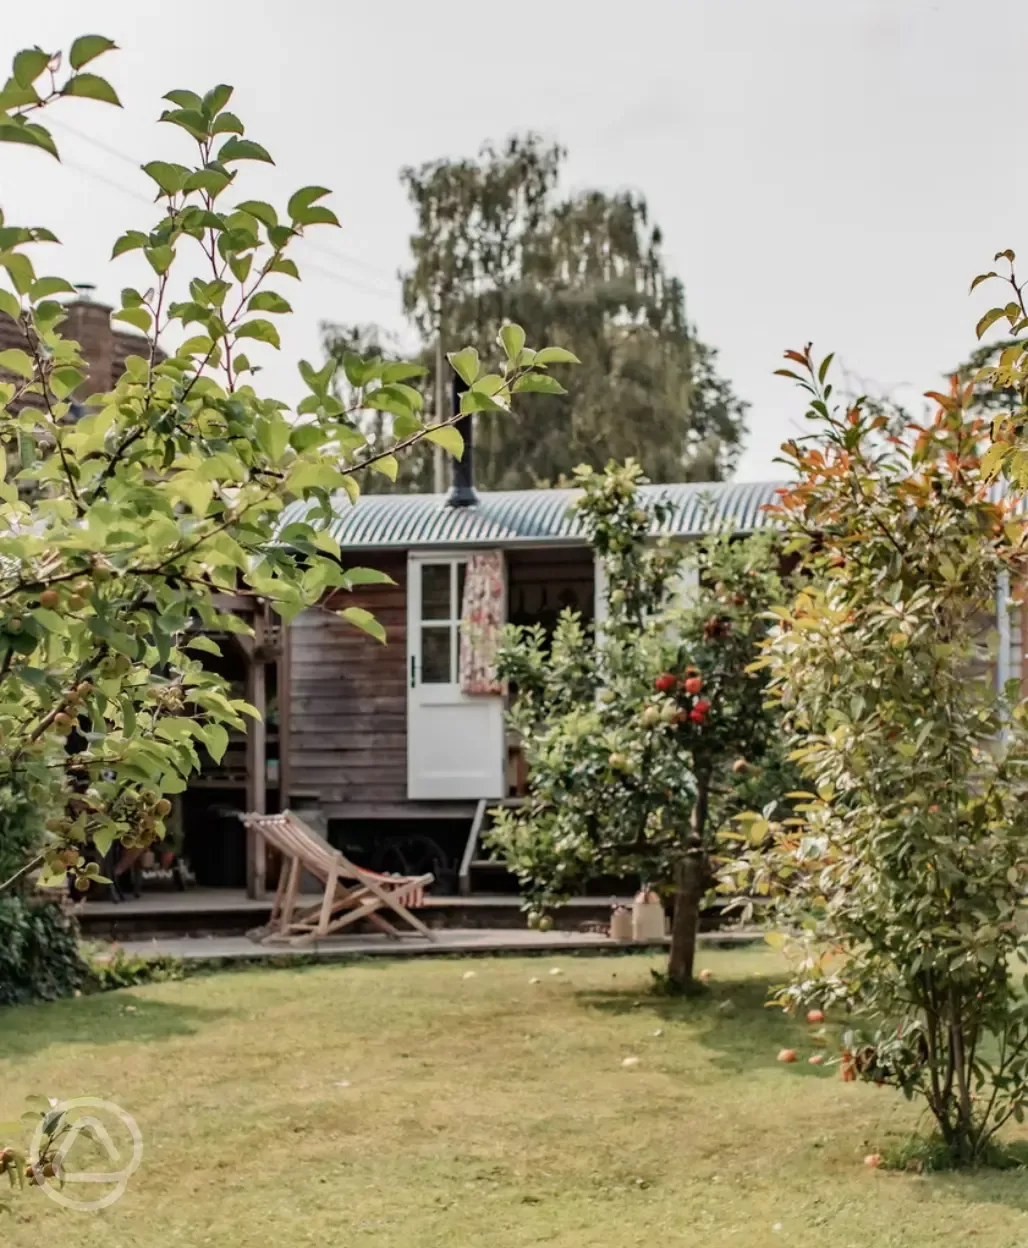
446, 374, 477, 507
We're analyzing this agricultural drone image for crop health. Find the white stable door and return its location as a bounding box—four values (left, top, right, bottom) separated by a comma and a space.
407, 553, 506, 800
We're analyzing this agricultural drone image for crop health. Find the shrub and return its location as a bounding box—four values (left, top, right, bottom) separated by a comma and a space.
83, 944, 185, 992
725, 347, 1028, 1166
0, 783, 45, 893
0, 896, 85, 1006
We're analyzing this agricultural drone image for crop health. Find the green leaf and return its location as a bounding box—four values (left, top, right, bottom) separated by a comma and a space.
203, 84, 234, 116
370, 455, 399, 482
392, 411, 423, 439
287, 186, 332, 220
0, 77, 40, 111
142, 161, 189, 195
499, 323, 526, 361
61, 73, 121, 107
269, 256, 300, 280
185, 634, 222, 656
159, 108, 208, 140
0, 120, 58, 159
265, 225, 296, 249
235, 318, 281, 349
210, 112, 244, 136
171, 473, 213, 516
203, 721, 229, 764
459, 389, 505, 415
31, 607, 67, 636
69, 35, 118, 70
471, 373, 506, 397
293, 205, 339, 228
247, 291, 291, 314
980, 443, 1010, 480
111, 230, 149, 259
13, 48, 49, 88
0, 290, 19, 320
0, 349, 34, 380
29, 276, 75, 300
217, 137, 274, 164
976, 307, 1007, 340
235, 199, 278, 229
288, 461, 351, 493
163, 88, 204, 110
448, 347, 480, 386
112, 307, 152, 333
380, 362, 426, 384
512, 372, 566, 396
0, 252, 34, 295
343, 567, 396, 588
425, 425, 464, 459
339, 606, 386, 644
532, 345, 580, 366
50, 366, 84, 398
144, 245, 175, 276
182, 167, 232, 196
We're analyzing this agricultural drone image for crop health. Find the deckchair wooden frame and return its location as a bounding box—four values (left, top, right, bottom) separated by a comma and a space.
240, 811, 435, 946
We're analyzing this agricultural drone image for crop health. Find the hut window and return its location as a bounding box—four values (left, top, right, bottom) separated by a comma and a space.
418, 560, 467, 684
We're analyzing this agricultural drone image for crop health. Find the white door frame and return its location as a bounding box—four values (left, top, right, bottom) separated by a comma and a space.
407, 550, 507, 800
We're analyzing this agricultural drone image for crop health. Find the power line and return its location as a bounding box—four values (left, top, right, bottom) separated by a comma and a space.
60, 156, 154, 208
48, 116, 402, 290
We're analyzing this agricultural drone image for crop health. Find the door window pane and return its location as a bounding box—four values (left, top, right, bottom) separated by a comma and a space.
421, 627, 451, 683
421, 564, 452, 620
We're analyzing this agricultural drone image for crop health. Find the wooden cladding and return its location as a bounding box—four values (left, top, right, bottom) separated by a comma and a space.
285, 553, 408, 814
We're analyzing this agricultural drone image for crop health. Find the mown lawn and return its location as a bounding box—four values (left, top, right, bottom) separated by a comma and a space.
2, 947, 1028, 1246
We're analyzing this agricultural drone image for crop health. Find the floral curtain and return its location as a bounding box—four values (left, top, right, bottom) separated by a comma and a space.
460, 551, 505, 696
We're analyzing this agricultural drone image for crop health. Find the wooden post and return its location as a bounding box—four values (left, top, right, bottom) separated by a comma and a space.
245, 604, 268, 898
278, 619, 292, 815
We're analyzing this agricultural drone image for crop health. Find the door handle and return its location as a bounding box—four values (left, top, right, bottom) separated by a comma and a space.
410, 655, 417, 688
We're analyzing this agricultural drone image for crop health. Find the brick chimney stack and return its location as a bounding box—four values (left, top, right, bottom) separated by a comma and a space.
61, 285, 115, 397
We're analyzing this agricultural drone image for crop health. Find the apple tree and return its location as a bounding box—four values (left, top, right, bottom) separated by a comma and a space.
488, 460, 787, 988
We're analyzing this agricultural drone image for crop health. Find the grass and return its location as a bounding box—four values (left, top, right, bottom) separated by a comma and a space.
2, 947, 1028, 1246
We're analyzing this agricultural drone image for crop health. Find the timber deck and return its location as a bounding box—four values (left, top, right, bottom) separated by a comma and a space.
74, 889, 637, 941
95, 927, 763, 964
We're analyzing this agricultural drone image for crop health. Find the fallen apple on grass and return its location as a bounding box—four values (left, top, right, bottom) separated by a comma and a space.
777, 1049, 798, 1064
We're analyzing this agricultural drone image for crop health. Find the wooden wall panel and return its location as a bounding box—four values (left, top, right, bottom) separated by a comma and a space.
286, 553, 408, 814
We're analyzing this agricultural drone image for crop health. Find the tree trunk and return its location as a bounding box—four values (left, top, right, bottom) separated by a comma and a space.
667, 774, 710, 990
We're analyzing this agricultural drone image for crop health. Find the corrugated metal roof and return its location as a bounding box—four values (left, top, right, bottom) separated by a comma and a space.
279, 480, 786, 551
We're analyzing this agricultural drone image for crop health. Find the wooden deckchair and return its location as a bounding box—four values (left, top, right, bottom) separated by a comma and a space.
240, 811, 435, 946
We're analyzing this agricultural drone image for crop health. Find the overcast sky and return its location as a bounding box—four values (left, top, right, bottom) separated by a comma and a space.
4, 0, 1026, 482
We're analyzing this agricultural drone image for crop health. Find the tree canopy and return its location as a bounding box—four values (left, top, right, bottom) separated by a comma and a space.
724, 341, 1028, 1165
488, 460, 786, 988
325, 135, 746, 491
0, 37, 572, 894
